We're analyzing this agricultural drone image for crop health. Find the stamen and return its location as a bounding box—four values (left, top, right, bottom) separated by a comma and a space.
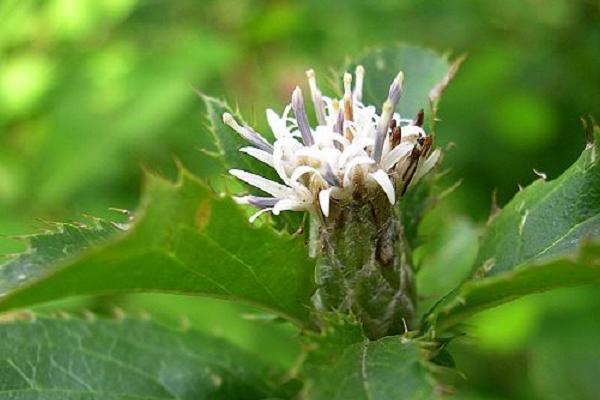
353, 65, 364, 102
306, 69, 327, 126
387, 71, 404, 106
332, 100, 345, 150
421, 136, 433, 158
401, 145, 422, 195
222, 113, 274, 153
333, 100, 344, 135
390, 124, 402, 149
291, 87, 315, 146
373, 71, 404, 163
245, 196, 280, 209
324, 163, 341, 186
414, 109, 425, 127
343, 72, 354, 122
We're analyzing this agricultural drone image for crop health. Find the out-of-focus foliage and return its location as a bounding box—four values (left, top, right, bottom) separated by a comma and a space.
0, 1, 599, 399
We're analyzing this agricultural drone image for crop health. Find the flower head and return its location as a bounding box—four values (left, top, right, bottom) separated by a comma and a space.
225, 67, 441, 222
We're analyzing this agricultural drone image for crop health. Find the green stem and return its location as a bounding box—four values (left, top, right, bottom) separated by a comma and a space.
313, 193, 417, 339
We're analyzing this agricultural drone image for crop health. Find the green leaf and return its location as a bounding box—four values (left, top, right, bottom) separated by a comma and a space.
199, 94, 276, 181
349, 45, 458, 120
431, 240, 600, 332
199, 94, 302, 231
0, 220, 123, 296
303, 335, 436, 400
427, 129, 600, 332
0, 314, 298, 399
0, 170, 315, 326
475, 133, 600, 276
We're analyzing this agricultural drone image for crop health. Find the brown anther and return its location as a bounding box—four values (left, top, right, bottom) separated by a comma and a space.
414, 109, 424, 127
390, 125, 402, 149
421, 136, 433, 157
345, 125, 355, 142
344, 95, 354, 122
402, 146, 422, 180
389, 119, 397, 134
401, 145, 422, 196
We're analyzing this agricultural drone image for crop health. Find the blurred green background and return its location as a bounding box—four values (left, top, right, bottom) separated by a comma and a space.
0, 0, 599, 398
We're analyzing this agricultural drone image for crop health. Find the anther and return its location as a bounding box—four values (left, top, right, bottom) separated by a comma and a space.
354, 65, 365, 102
306, 69, 327, 126
373, 71, 404, 163
343, 72, 354, 122
414, 109, 425, 127
291, 87, 315, 146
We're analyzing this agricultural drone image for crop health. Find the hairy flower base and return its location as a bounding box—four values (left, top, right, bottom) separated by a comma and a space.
313, 192, 416, 339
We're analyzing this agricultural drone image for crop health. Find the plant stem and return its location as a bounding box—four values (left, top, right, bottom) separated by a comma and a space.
313, 193, 417, 339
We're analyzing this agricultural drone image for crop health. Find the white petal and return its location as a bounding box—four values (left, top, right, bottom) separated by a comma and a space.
319, 188, 333, 217
239, 147, 274, 166
272, 147, 291, 185
273, 198, 301, 215
400, 125, 426, 139
339, 142, 370, 167
266, 108, 290, 139
381, 143, 413, 171
295, 146, 325, 160
342, 156, 374, 187
233, 195, 250, 205
290, 165, 321, 184
249, 208, 273, 223
369, 169, 396, 204
413, 149, 441, 182
229, 169, 291, 198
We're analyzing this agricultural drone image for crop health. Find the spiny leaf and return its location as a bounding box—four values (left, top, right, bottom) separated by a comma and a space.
199, 94, 276, 180
0, 219, 123, 296
0, 314, 299, 399
426, 127, 600, 332
430, 240, 600, 332
0, 170, 315, 326
302, 335, 437, 400
475, 130, 600, 276
299, 313, 445, 399
349, 45, 455, 121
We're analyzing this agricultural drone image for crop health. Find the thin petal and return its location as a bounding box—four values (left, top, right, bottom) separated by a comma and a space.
249, 208, 273, 223
342, 156, 374, 187
290, 165, 322, 184
323, 163, 340, 186
239, 195, 280, 209
266, 108, 290, 139
229, 169, 291, 198
319, 188, 332, 217
306, 69, 327, 126
239, 146, 274, 166
353, 65, 364, 102
273, 198, 301, 215
381, 143, 412, 171
369, 169, 396, 204
222, 113, 273, 153
291, 87, 315, 146
413, 148, 441, 182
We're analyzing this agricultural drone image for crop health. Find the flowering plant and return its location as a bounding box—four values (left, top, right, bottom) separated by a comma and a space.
0, 45, 598, 399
